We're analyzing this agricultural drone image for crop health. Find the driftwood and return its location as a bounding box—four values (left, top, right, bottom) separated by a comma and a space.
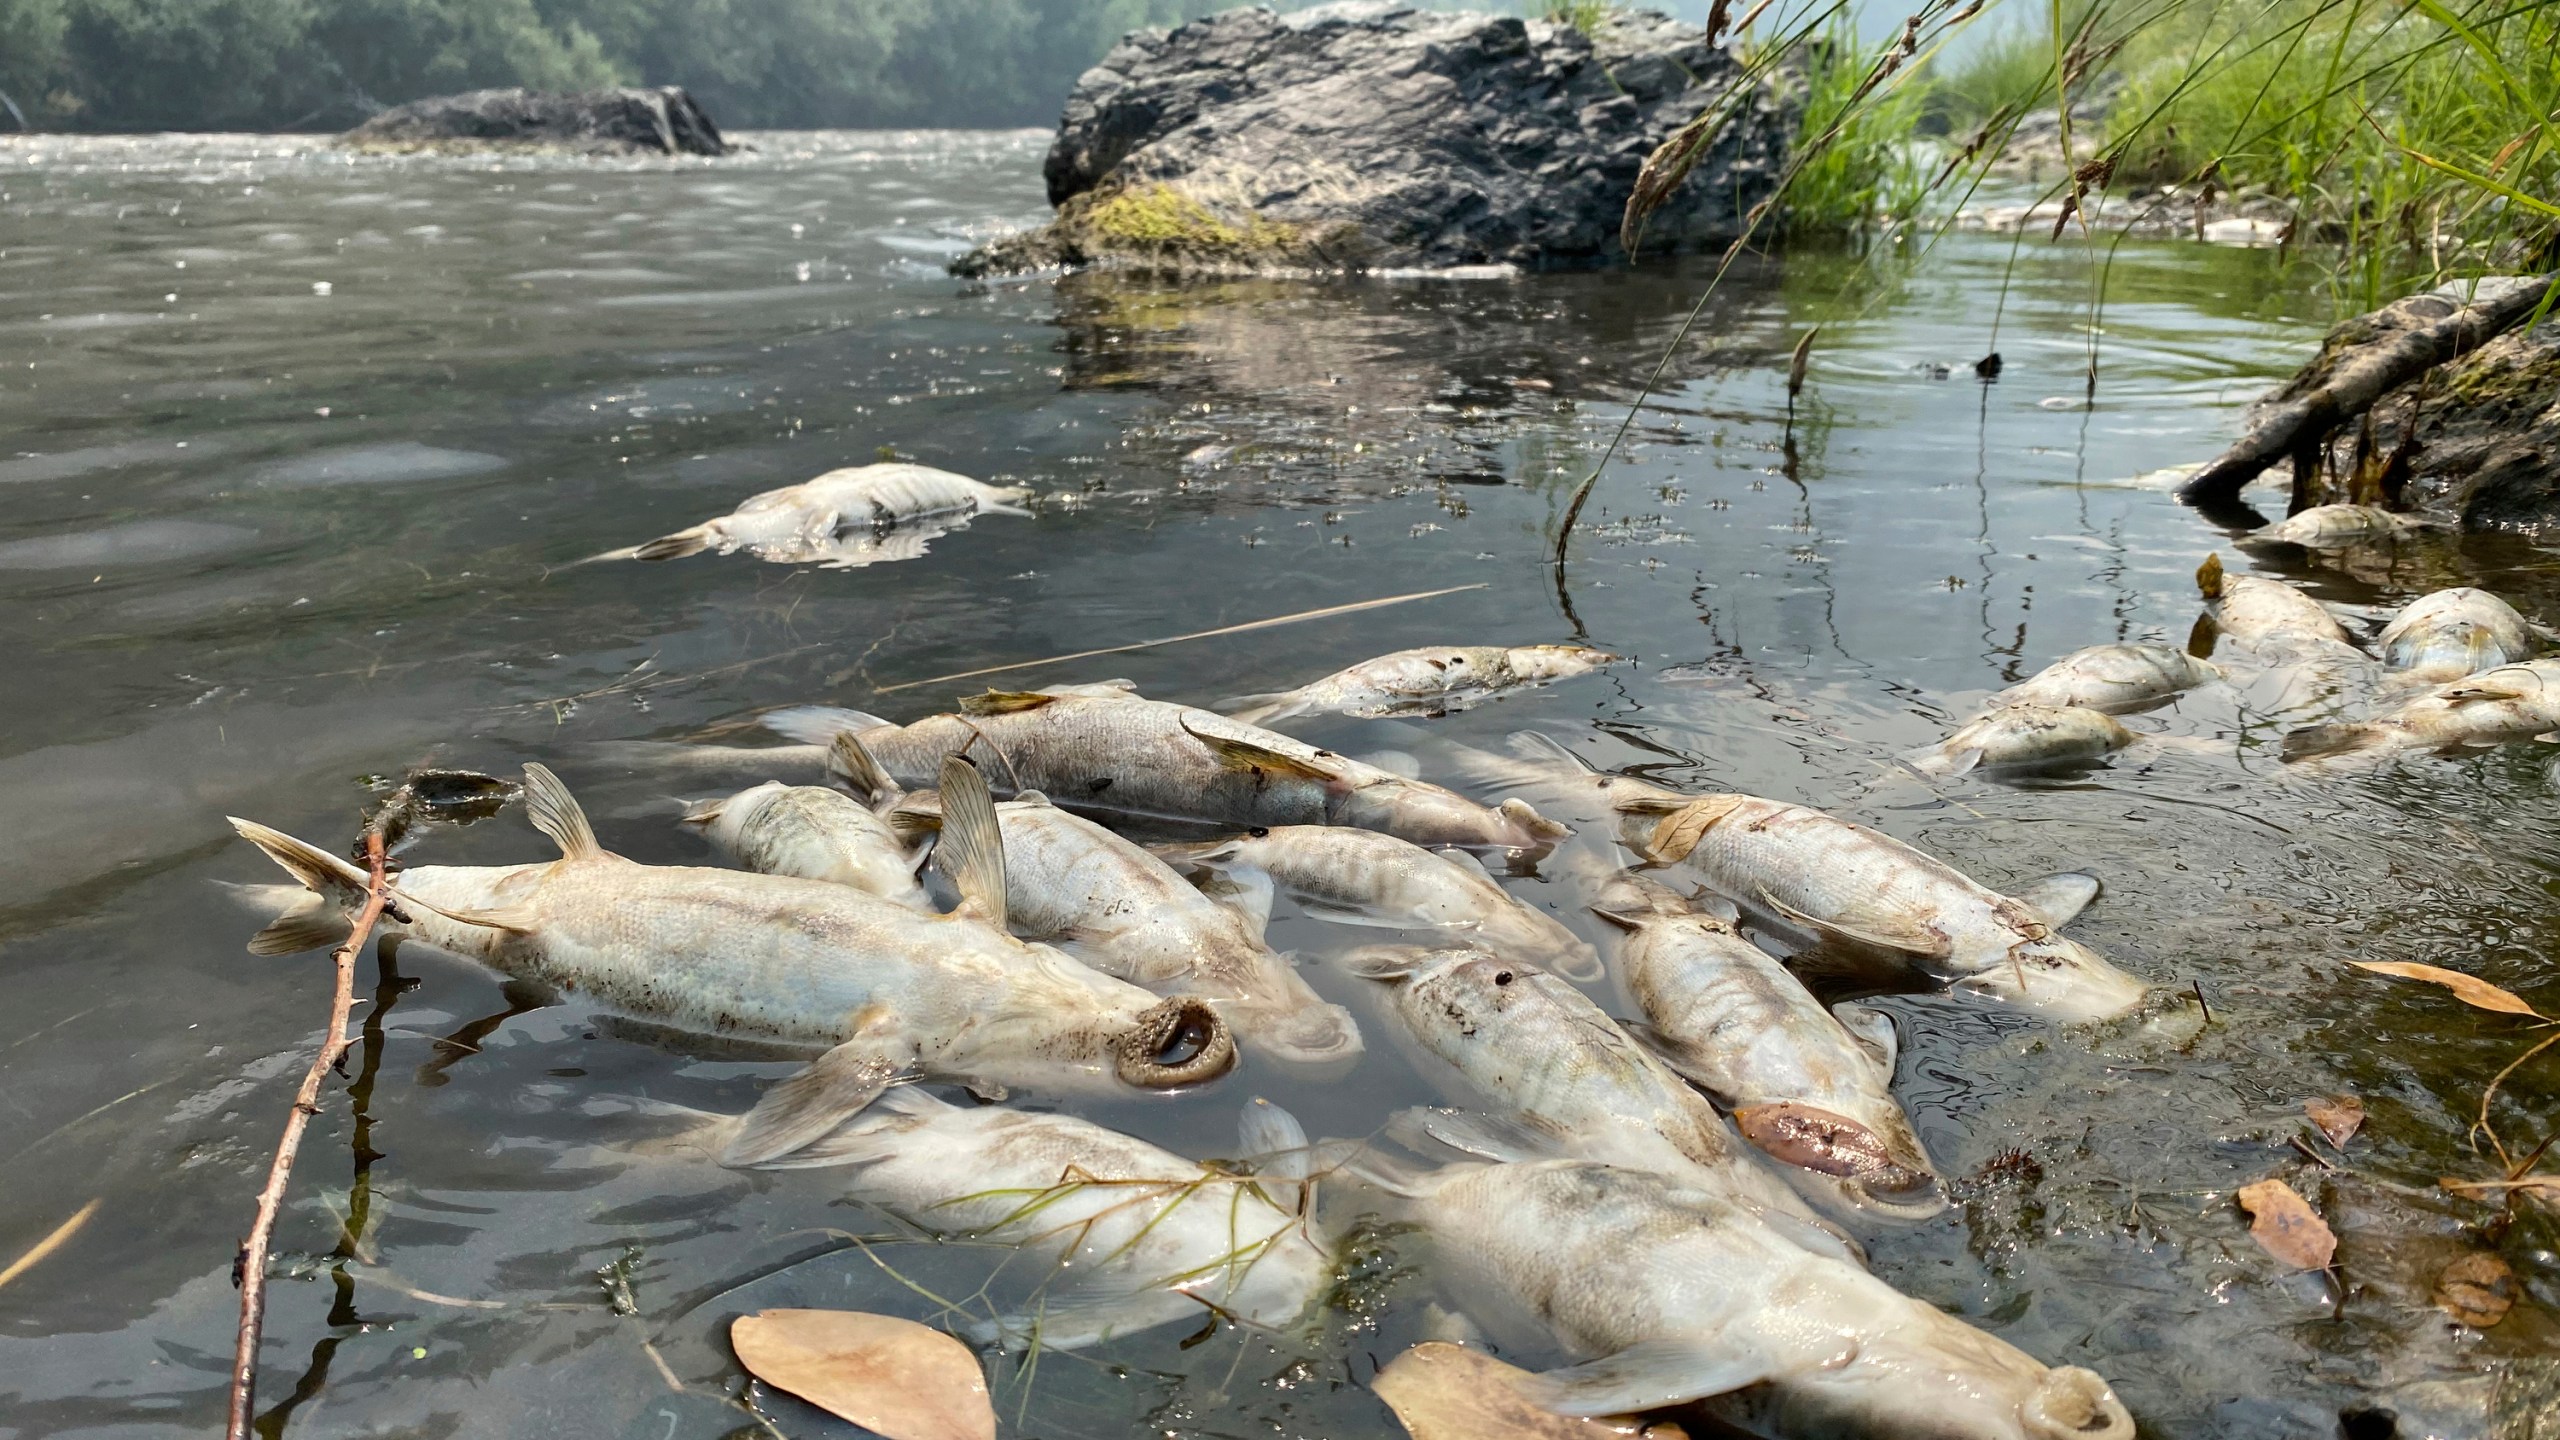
2176, 276, 2553, 510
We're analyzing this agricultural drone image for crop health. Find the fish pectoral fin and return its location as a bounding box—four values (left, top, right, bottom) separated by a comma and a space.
1758, 890, 1949, 959
420, 899, 540, 934
1196, 868, 1277, 938
721, 1029, 908, 1168
1237, 1096, 1312, 1185
1831, 1001, 1900, 1073
2010, 871, 2102, 928
1180, 716, 1340, 783
1587, 904, 1651, 933
970, 1284, 1203, 1352
957, 688, 1060, 715
932, 756, 1009, 925
521, 763, 608, 862
1291, 896, 1404, 928
825, 730, 901, 806
1339, 945, 1434, 980
1387, 1105, 1562, 1164
1515, 1338, 1779, 1417
1620, 1022, 1728, 1096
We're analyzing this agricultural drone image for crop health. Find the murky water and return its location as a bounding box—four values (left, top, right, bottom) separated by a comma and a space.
2, 130, 2554, 1440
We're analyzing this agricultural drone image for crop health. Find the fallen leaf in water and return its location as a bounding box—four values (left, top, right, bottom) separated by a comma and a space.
2433, 1251, 2517, 1327
2348, 961, 2544, 1019
1373, 1343, 1687, 1440
731, 1309, 992, 1440
2305, 1096, 2365, 1149
2236, 1179, 2337, 1270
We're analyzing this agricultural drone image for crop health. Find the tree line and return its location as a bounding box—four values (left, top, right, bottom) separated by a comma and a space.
0, 0, 1227, 132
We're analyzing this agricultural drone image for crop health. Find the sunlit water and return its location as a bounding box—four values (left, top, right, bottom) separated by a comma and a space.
2, 130, 2553, 1440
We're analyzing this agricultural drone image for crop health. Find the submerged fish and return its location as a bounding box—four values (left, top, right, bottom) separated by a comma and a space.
1906, 704, 2134, 777
231, 758, 1233, 1164
1350, 1149, 2134, 1439
680, 740, 927, 909
1594, 873, 1944, 1219
2195, 552, 2360, 660
758, 693, 1570, 860
1220, 644, 1622, 725
891, 784, 1361, 1066
1991, 643, 2220, 713
594, 463, 1028, 564
2375, 587, 2539, 683
731, 1090, 1332, 1350
2244, 503, 2437, 549
1344, 944, 1857, 1259
1155, 824, 1600, 981
2283, 658, 2560, 764
1614, 788, 2146, 1022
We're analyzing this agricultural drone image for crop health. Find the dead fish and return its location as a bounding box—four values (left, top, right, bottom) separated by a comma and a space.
759, 692, 1571, 861
2195, 552, 2360, 660
1906, 704, 2134, 777
680, 774, 928, 910
1219, 644, 1623, 725
1154, 824, 1600, 981
1344, 944, 1859, 1261
1990, 643, 2220, 713
2375, 587, 2539, 683
230, 757, 1233, 1164
1615, 788, 2146, 1022
592, 463, 1028, 563
1347, 1145, 2134, 1439
2244, 503, 2439, 549
889, 786, 1361, 1066
728, 1091, 1331, 1351
2283, 658, 2560, 764
1593, 873, 1943, 1219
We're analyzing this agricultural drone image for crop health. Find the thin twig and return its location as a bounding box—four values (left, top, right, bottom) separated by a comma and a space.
226, 828, 391, 1440
0, 1197, 101, 1292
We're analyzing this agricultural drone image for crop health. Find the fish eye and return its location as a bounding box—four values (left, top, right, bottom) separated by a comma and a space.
1493, 970, 1514, 986
1248, 826, 1269, 838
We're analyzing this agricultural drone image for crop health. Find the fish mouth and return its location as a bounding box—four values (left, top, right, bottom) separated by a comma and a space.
1496, 798, 1571, 862
1733, 1103, 1947, 1217
1115, 997, 1237, 1089
2023, 1366, 2135, 1440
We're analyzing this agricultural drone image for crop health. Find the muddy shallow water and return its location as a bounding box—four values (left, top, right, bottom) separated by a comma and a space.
1, 130, 2554, 1439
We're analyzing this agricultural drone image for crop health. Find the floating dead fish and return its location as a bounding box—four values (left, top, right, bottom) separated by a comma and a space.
890, 784, 1360, 1067
592, 463, 1028, 564
1219, 644, 1622, 725
230, 758, 1232, 1164
1906, 705, 2134, 777
1154, 824, 1599, 981
727, 1091, 1332, 1351
1345, 945, 1858, 1261
2375, 588, 2540, 683
1990, 643, 2220, 714
681, 748, 929, 911
1593, 873, 1944, 1219
2283, 658, 2560, 764
1346, 1148, 2134, 1439
1615, 788, 2146, 1022
759, 693, 1571, 861
2194, 553, 2361, 662
2243, 504, 2440, 550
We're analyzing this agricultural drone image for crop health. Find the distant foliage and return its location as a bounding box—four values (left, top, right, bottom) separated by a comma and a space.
0, 0, 1228, 132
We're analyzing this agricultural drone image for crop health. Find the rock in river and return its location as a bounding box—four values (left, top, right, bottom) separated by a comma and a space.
954, 2, 1793, 276
341, 87, 730, 156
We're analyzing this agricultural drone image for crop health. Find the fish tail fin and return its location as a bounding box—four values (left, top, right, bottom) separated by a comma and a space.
227, 819, 373, 953
933, 756, 1009, 924
625, 526, 713, 562
722, 1023, 908, 1167
218, 879, 358, 956
761, 704, 890, 745
975, 485, 1033, 518
2280, 721, 2389, 763
1904, 744, 1979, 778
1216, 692, 1300, 725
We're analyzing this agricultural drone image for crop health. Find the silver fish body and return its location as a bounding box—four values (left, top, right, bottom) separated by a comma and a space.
1597, 874, 1943, 1219
1616, 791, 2148, 1022
1156, 824, 1600, 981
606, 463, 1028, 563
2247, 503, 2433, 549
1991, 643, 2219, 713
1908, 705, 2133, 777
2195, 553, 2360, 662
1346, 944, 1852, 1255
681, 780, 928, 909
2376, 587, 2538, 682
1220, 644, 1622, 725
1370, 1157, 2133, 1439
2284, 657, 2560, 763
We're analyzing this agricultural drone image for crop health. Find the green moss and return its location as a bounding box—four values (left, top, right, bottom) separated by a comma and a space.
2438, 332, 2560, 410
1074, 184, 1302, 261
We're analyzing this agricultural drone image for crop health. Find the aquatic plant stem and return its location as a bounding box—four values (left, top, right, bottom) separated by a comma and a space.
226, 829, 389, 1440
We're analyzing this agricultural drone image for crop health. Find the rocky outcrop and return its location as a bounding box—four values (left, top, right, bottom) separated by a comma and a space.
341, 87, 729, 156
954, 3, 1793, 277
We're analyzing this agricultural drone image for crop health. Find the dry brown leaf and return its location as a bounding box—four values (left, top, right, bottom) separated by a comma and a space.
2433, 1251, 2517, 1328
2236, 1178, 2338, 1270
731, 1309, 993, 1440
2349, 961, 2545, 1019
2305, 1096, 2365, 1150
1373, 1343, 1688, 1440
1644, 795, 1746, 865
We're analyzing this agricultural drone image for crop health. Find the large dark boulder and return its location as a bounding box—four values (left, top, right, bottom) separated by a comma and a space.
955, 2, 1793, 276
341, 87, 729, 156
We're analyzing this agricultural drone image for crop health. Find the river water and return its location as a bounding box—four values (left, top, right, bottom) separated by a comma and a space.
1, 130, 2553, 1439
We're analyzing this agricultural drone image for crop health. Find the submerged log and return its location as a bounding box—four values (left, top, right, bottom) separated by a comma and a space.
2177, 276, 2553, 511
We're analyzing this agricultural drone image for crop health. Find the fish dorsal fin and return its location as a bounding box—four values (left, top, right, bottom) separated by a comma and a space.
1642, 794, 1749, 864
1832, 1001, 1899, 1073
521, 763, 607, 861
958, 689, 1059, 716
885, 800, 943, 842
933, 756, 1009, 923
676, 796, 725, 827
1760, 888, 1950, 959
2010, 871, 2102, 928
826, 729, 900, 806
1180, 715, 1340, 783
1515, 1337, 1783, 1417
